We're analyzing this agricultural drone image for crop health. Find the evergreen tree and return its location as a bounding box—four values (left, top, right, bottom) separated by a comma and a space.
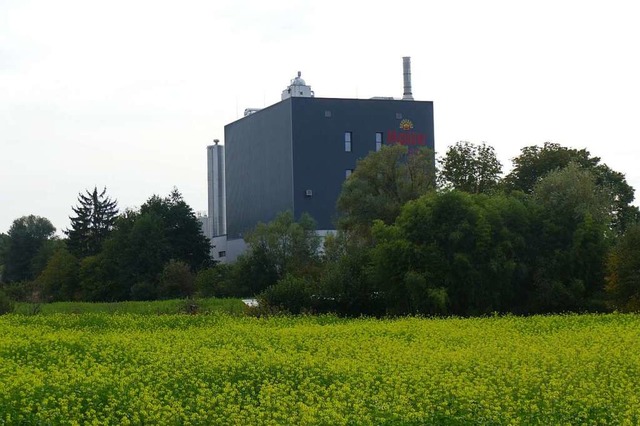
65, 187, 118, 257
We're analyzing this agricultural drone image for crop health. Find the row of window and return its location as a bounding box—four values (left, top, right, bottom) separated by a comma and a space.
344, 131, 383, 152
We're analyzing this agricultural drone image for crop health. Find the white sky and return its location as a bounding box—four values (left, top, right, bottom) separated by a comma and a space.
2, 0, 639, 234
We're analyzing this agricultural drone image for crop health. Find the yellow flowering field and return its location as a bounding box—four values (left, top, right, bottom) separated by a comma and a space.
1, 313, 639, 425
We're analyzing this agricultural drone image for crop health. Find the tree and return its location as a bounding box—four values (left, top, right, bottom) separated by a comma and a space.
3, 215, 56, 282
606, 225, 640, 311
99, 211, 169, 301
139, 188, 211, 271
36, 247, 79, 301
82, 189, 211, 301
505, 142, 597, 194
336, 145, 435, 239
195, 264, 235, 298
438, 141, 503, 194
505, 142, 638, 234
0, 233, 10, 282
233, 211, 321, 295
316, 232, 383, 316
527, 163, 612, 312
370, 191, 532, 316
65, 187, 118, 258
157, 260, 195, 300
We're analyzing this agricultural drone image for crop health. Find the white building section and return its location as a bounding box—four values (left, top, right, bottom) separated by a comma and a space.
207, 140, 227, 262
281, 71, 314, 100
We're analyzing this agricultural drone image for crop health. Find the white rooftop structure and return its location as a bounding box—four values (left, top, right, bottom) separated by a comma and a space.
281, 71, 315, 100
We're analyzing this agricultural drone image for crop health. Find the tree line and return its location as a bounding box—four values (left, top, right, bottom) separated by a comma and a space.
214, 142, 640, 316
0, 187, 211, 306
2, 141, 639, 316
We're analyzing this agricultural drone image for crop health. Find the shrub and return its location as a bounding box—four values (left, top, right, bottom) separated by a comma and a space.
258, 275, 313, 314
195, 265, 236, 298
130, 281, 157, 301
0, 288, 14, 315
157, 260, 195, 300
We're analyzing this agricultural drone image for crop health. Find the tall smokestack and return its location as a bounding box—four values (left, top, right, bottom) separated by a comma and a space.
402, 56, 414, 100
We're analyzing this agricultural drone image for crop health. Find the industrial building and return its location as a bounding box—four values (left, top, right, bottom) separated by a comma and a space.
208, 57, 434, 262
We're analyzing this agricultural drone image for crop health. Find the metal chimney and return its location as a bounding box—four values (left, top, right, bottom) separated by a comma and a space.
402, 56, 414, 100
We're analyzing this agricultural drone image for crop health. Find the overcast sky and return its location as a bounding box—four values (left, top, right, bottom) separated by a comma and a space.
2, 0, 639, 234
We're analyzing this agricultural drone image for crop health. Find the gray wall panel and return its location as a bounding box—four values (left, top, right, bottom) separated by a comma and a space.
224, 100, 293, 239
291, 97, 435, 230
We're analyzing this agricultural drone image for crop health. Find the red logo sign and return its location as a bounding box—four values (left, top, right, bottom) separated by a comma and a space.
387, 118, 426, 147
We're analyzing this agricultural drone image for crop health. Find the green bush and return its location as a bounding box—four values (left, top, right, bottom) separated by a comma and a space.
158, 260, 195, 300
0, 288, 14, 315
258, 275, 314, 314
130, 281, 157, 301
195, 265, 236, 297
1, 281, 43, 303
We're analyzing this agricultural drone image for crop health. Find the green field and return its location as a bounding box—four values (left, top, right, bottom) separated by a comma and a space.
1, 312, 639, 425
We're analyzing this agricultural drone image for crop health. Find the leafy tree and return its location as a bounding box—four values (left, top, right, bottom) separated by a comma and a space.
605, 225, 640, 311
158, 260, 195, 300
232, 211, 320, 295
29, 238, 66, 281
244, 211, 320, 277
505, 142, 638, 234
527, 163, 611, 312
505, 142, 598, 194
65, 187, 118, 257
336, 145, 435, 239
3, 215, 56, 282
97, 211, 169, 301
438, 141, 502, 194
36, 247, 79, 301
195, 264, 235, 298
315, 232, 382, 316
370, 191, 532, 316
78, 255, 114, 302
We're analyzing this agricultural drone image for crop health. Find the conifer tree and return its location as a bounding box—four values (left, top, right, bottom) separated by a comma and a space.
65, 187, 118, 257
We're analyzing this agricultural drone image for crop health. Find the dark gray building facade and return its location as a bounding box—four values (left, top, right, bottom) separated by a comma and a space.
224, 96, 434, 239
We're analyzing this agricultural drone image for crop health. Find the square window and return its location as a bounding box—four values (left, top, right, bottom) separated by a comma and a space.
218, 251, 226, 257
324, 110, 332, 117
396, 113, 403, 119
345, 169, 353, 178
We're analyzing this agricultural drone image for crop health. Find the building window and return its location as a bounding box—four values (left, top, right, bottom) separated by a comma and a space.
344, 131, 352, 152
345, 169, 353, 179
218, 251, 226, 257
375, 132, 383, 151
324, 110, 332, 117
396, 113, 403, 119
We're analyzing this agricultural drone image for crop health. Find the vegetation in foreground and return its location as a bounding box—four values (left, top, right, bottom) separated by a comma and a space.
1, 313, 639, 424
10, 297, 245, 316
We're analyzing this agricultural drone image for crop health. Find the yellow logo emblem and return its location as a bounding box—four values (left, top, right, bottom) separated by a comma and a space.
399, 119, 414, 131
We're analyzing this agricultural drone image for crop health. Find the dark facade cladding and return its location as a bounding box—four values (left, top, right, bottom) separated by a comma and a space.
224, 97, 434, 239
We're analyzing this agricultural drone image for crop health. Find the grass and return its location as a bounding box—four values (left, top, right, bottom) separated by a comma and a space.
12, 297, 246, 316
